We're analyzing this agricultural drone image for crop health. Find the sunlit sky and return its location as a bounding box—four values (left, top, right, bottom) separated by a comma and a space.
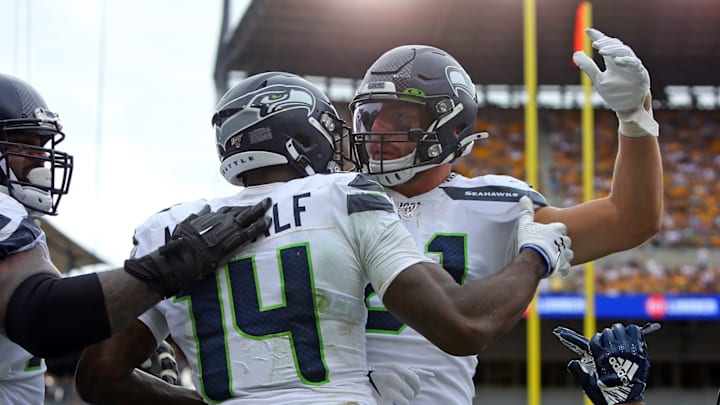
0, 0, 248, 267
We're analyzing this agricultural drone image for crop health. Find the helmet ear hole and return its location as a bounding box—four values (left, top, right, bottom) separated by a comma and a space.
294, 133, 314, 148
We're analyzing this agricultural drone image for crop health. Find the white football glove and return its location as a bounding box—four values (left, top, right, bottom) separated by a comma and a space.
573, 28, 659, 137
138, 340, 180, 385
517, 196, 573, 277
368, 364, 435, 405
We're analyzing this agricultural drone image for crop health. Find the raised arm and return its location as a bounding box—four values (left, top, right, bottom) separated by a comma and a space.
536, 28, 662, 264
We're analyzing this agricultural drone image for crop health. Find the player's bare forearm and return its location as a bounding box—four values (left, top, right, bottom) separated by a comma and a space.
111, 371, 204, 404
384, 249, 545, 356
453, 249, 546, 350
96, 270, 163, 334
80, 368, 204, 404
77, 320, 204, 404
536, 135, 662, 265
553, 29, 663, 264
2, 249, 160, 346
609, 133, 663, 238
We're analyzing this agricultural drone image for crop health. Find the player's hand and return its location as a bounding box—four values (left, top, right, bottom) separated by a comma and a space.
368, 364, 435, 405
124, 198, 272, 297
517, 196, 573, 277
573, 28, 658, 137
553, 323, 660, 405
138, 340, 180, 385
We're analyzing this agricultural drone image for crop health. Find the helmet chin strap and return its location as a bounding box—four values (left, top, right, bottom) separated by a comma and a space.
368, 150, 438, 187
286, 139, 316, 177
459, 132, 490, 158
370, 164, 437, 187
12, 185, 51, 217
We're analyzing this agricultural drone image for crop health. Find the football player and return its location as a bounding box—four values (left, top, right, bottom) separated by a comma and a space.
74, 71, 573, 404
351, 28, 662, 403
0, 73, 271, 403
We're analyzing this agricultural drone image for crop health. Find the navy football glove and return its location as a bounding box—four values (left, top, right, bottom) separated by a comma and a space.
553, 322, 659, 405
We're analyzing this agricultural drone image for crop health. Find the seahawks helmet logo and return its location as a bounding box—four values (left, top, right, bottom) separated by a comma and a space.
216, 84, 319, 145
446, 66, 475, 98
249, 85, 316, 117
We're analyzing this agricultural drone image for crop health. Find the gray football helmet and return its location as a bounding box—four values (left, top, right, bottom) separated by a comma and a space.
351, 45, 487, 186
213, 72, 355, 186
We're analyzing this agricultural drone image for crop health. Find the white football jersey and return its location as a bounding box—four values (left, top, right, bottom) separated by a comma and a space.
135, 173, 431, 404
0, 193, 48, 404
365, 173, 546, 404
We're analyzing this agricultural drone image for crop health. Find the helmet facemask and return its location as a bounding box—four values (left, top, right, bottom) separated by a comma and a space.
351, 97, 438, 186
0, 108, 73, 216
351, 93, 484, 187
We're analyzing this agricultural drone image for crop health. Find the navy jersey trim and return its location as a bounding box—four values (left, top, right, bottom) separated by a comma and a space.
0, 214, 42, 259
347, 193, 395, 215
348, 174, 385, 193
441, 185, 547, 206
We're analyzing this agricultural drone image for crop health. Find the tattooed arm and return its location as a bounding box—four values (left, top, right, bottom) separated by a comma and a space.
2, 200, 272, 358
0, 244, 163, 358
0, 199, 271, 357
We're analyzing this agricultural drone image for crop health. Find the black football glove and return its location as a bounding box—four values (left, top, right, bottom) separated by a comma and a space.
138, 340, 180, 385
553, 322, 659, 405
124, 198, 272, 297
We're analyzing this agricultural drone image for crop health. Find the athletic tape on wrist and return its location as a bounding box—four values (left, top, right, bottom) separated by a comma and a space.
617, 108, 659, 137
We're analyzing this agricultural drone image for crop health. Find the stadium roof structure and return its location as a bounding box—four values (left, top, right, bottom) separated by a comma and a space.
213, 0, 720, 101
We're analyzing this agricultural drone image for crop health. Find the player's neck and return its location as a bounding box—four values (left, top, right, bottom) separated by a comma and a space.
389, 164, 451, 197
244, 165, 302, 186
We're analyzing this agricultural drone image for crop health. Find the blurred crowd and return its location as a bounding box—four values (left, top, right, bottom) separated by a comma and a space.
547, 108, 720, 248
454, 107, 720, 249
540, 247, 720, 294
